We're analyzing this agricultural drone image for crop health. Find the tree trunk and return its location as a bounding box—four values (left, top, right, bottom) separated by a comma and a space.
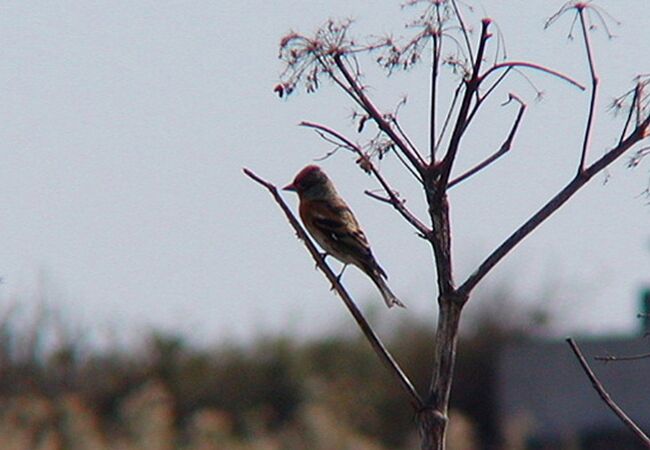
417, 407, 447, 450
417, 299, 463, 450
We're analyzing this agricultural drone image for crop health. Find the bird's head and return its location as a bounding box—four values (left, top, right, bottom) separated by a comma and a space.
283, 165, 332, 198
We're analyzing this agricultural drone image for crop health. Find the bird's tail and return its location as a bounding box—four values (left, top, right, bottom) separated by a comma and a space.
369, 271, 405, 308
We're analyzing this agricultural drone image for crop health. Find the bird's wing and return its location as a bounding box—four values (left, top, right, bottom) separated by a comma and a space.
305, 199, 386, 278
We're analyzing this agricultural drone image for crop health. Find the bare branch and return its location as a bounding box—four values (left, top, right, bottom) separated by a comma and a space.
480, 61, 585, 90
435, 81, 464, 155
458, 114, 650, 297
478, 66, 512, 103
448, 94, 526, 189
595, 352, 650, 362
567, 338, 650, 446
333, 54, 427, 175
299, 121, 432, 238
577, 6, 599, 173
438, 19, 492, 194
364, 189, 393, 204
392, 114, 427, 171
243, 168, 423, 409
430, 29, 441, 162
617, 83, 641, 145
450, 0, 474, 65
616, 76, 650, 145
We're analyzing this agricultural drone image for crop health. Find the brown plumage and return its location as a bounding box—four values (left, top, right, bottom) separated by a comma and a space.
284, 165, 404, 308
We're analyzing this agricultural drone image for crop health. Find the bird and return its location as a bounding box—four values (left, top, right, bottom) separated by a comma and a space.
283, 165, 404, 308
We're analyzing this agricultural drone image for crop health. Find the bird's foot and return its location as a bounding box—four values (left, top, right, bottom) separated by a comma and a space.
315, 252, 329, 269
335, 264, 348, 282
329, 265, 348, 291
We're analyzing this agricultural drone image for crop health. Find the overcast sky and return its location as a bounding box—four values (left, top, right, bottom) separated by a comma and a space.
0, 1, 648, 346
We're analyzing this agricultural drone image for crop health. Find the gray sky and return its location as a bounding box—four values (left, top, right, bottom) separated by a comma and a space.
0, 1, 648, 346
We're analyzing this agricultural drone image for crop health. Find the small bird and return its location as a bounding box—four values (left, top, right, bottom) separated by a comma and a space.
283, 165, 404, 308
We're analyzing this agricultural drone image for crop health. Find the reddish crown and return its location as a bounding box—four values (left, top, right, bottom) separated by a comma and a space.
294, 165, 321, 183
284, 165, 326, 192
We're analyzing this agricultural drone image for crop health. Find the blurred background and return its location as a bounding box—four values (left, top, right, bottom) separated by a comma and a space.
0, 1, 648, 449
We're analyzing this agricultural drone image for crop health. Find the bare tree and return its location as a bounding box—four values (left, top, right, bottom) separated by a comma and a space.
246, 1, 650, 449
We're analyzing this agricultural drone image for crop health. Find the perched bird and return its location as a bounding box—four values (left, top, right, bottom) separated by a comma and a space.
283, 165, 404, 308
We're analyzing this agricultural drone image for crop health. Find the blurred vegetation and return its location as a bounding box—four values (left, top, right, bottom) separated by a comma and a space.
0, 290, 550, 450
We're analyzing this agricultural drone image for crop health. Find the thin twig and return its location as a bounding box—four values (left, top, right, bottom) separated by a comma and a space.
430, 30, 440, 162
449, 95, 526, 188
392, 117, 427, 170
480, 61, 585, 91
595, 352, 650, 362
618, 83, 640, 145
577, 7, 599, 173
300, 121, 432, 238
479, 66, 513, 104
567, 338, 650, 446
333, 54, 426, 175
435, 82, 464, 157
243, 168, 423, 409
364, 190, 393, 204
463, 66, 514, 130
450, 0, 474, 65
392, 144, 425, 182
438, 19, 492, 194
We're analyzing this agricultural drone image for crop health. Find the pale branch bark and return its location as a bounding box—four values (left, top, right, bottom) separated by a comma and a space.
448, 95, 526, 189
577, 7, 599, 173
421, 195, 465, 450
457, 113, 650, 298
417, 407, 447, 450
299, 121, 432, 238
243, 168, 423, 409
333, 54, 427, 174
567, 338, 650, 447
426, 195, 455, 298
437, 19, 491, 194
427, 299, 463, 407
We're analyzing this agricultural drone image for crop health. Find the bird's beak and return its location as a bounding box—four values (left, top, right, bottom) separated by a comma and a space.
283, 183, 297, 192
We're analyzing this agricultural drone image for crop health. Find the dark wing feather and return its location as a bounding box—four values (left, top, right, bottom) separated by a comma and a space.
307, 199, 386, 278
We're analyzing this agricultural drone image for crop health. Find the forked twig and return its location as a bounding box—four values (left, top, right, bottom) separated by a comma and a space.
243, 168, 423, 409
567, 338, 650, 446
438, 19, 492, 193
449, 94, 526, 188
